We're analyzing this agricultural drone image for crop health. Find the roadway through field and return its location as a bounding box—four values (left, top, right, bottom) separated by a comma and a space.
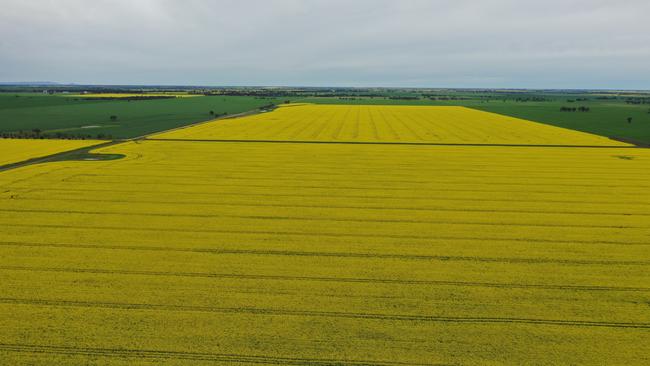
146, 137, 636, 148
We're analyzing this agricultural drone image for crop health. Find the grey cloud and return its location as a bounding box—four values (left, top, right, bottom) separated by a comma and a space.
1, 0, 649, 88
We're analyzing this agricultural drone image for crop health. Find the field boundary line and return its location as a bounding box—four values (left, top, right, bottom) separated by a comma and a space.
3, 207, 650, 230
12, 186, 650, 206
0, 343, 440, 366
10, 195, 650, 217
0, 141, 116, 173
54, 170, 650, 186
52, 175, 650, 191
143, 137, 642, 149
609, 136, 650, 147
464, 106, 649, 147
2, 265, 648, 292
1, 240, 649, 264
132, 107, 272, 140
2, 298, 649, 329
0, 106, 273, 172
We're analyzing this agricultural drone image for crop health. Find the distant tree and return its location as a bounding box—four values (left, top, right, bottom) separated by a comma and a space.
32, 128, 41, 135
209, 110, 215, 115
627, 117, 633, 124
110, 115, 118, 121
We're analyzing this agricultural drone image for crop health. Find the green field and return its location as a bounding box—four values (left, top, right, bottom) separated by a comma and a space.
2, 91, 649, 143
476, 103, 650, 145
0, 94, 281, 139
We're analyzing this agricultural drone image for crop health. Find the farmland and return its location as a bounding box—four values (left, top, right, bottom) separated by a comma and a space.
155, 104, 627, 146
0, 94, 281, 139
2, 88, 650, 144
65, 93, 200, 98
299, 94, 650, 144
1, 104, 649, 364
0, 138, 103, 166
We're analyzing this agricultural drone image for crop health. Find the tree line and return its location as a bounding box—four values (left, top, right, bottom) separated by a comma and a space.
1, 129, 112, 140
560, 106, 591, 112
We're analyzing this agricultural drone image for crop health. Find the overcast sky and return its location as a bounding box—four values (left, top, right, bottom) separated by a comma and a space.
1, 0, 649, 89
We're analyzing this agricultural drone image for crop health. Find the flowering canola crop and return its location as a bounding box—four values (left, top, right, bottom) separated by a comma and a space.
0, 138, 104, 167
154, 104, 629, 146
0, 105, 648, 365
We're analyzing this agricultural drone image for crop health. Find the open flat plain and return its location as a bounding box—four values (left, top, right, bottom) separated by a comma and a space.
1, 104, 649, 365
154, 104, 629, 146
0, 138, 103, 167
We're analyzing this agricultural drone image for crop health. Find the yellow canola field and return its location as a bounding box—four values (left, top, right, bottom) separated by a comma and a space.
154, 104, 629, 146
1, 139, 649, 365
0, 138, 104, 167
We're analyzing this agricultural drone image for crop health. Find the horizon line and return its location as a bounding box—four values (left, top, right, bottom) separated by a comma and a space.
1, 82, 649, 92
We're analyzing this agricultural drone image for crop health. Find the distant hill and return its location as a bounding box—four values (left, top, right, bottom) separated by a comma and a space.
0, 81, 61, 86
